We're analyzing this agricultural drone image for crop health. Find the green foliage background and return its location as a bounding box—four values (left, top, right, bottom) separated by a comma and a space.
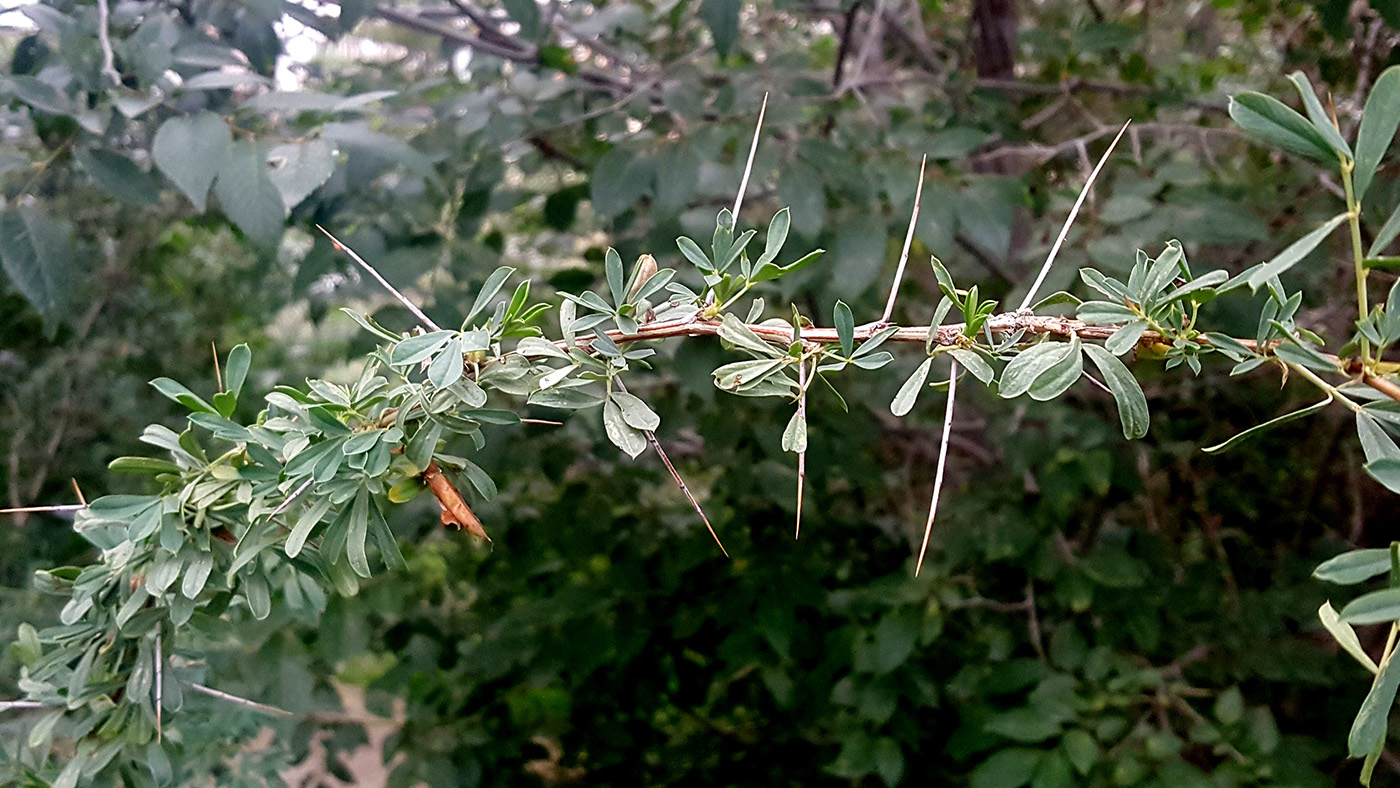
1, 0, 1398, 784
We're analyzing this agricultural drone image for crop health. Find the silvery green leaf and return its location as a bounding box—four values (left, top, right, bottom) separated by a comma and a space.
834, 301, 854, 357
782, 409, 807, 452
346, 487, 371, 578
714, 358, 786, 392
1315, 548, 1392, 585
517, 337, 570, 359
560, 298, 577, 347
1105, 321, 1148, 356
719, 313, 784, 358
891, 357, 933, 416
1083, 344, 1150, 439
1358, 413, 1400, 463
1318, 601, 1379, 674
464, 267, 515, 327
603, 399, 647, 458
1028, 335, 1083, 401
612, 391, 661, 430
390, 331, 455, 366
427, 339, 464, 388
949, 348, 994, 383
1000, 342, 1073, 399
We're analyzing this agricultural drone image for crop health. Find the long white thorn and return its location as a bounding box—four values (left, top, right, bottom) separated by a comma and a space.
915, 360, 958, 577
731, 93, 769, 226
1019, 121, 1130, 311
268, 478, 313, 519
0, 504, 85, 515
317, 225, 443, 332
882, 154, 928, 324
155, 633, 163, 742
190, 683, 295, 717
795, 360, 808, 539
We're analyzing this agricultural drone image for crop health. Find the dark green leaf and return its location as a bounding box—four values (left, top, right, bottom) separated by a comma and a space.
1355, 66, 1400, 200
1229, 91, 1340, 165
1286, 71, 1352, 159
74, 149, 162, 206
1367, 457, 1400, 493
1203, 396, 1332, 453
152, 112, 230, 211
0, 206, 77, 327
265, 139, 337, 211
1246, 212, 1349, 290
834, 301, 854, 357
700, 0, 741, 57
214, 140, 286, 249
1343, 587, 1400, 626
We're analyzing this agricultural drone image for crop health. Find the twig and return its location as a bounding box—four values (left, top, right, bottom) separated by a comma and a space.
881, 154, 927, 324
916, 359, 957, 576
731, 93, 769, 226
316, 225, 442, 332
212, 342, 224, 392
577, 310, 1399, 400
96, 0, 122, 87
0, 700, 45, 712
372, 6, 629, 95
1019, 121, 1129, 310
189, 683, 295, 717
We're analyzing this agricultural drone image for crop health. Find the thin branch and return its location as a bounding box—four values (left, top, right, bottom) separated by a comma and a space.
316, 225, 442, 332
96, 0, 122, 87
189, 683, 295, 717
212, 342, 224, 392
881, 154, 927, 323
1019, 121, 1129, 310
731, 93, 769, 226
372, 6, 629, 95
916, 359, 957, 576
0, 700, 45, 712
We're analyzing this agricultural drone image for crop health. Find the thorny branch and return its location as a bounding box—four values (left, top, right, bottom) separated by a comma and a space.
559, 310, 1399, 405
